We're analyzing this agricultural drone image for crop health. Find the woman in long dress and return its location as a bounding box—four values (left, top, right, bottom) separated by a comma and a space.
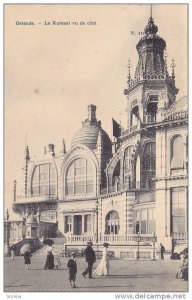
93, 243, 109, 276
44, 245, 54, 270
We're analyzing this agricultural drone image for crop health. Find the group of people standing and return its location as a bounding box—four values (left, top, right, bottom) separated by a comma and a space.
68, 241, 110, 288
44, 245, 61, 270
42, 240, 110, 288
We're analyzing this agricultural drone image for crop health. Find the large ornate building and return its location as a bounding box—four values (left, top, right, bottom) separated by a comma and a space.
6, 15, 188, 259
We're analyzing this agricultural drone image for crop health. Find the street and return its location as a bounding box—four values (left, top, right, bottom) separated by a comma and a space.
4, 254, 188, 293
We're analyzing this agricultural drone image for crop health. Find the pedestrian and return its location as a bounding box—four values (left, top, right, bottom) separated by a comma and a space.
159, 243, 165, 260
44, 245, 54, 270
52, 247, 61, 269
24, 251, 31, 270
67, 252, 77, 288
93, 242, 109, 276
10, 244, 16, 260
82, 240, 96, 279
54, 254, 61, 269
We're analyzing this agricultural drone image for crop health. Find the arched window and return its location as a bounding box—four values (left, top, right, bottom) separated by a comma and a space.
111, 161, 120, 192
171, 135, 184, 170
136, 155, 140, 188
65, 158, 95, 196
31, 163, 56, 196
105, 210, 120, 234
123, 146, 133, 188
143, 142, 156, 189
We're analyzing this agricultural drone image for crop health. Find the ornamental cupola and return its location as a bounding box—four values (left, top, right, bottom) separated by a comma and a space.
71, 104, 112, 153
124, 14, 179, 130
135, 17, 166, 79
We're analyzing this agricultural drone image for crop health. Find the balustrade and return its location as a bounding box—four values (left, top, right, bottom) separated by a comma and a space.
65, 233, 155, 245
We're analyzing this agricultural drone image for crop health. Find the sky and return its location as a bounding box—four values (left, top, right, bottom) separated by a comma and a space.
4, 3, 188, 219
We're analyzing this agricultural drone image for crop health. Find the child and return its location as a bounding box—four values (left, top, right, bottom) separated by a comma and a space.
24, 251, 31, 270
67, 252, 77, 288
54, 254, 61, 269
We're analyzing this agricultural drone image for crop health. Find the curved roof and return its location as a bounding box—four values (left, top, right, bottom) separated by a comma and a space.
164, 96, 188, 120
71, 105, 112, 152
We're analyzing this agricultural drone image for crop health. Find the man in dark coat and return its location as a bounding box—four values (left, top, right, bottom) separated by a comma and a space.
160, 243, 165, 260
82, 241, 96, 279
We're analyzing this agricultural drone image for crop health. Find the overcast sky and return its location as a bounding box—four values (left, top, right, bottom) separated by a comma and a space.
4, 4, 187, 218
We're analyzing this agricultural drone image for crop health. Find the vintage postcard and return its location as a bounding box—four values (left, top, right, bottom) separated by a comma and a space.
3, 3, 189, 299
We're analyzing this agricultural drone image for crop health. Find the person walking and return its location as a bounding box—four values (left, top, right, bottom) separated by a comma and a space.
159, 243, 165, 260
67, 252, 77, 288
82, 240, 96, 279
10, 244, 16, 260
93, 242, 109, 276
24, 251, 31, 270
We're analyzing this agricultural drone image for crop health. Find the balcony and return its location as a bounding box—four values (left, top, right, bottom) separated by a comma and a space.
65, 233, 156, 245
145, 114, 156, 124
16, 194, 58, 204
135, 191, 155, 205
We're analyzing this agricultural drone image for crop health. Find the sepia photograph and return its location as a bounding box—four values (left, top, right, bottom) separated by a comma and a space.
3, 2, 189, 297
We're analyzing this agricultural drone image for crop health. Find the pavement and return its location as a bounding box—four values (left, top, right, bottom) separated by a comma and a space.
4, 254, 188, 293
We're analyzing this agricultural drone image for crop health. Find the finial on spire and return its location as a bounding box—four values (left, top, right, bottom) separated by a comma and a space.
25, 132, 28, 147
24, 145, 30, 160
150, 4, 153, 19
127, 59, 132, 82
61, 138, 66, 154
170, 59, 176, 79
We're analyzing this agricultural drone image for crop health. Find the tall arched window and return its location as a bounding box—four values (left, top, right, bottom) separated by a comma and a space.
123, 146, 133, 188
65, 158, 95, 196
171, 135, 184, 170
105, 210, 120, 234
143, 142, 156, 189
111, 160, 120, 192
31, 163, 56, 196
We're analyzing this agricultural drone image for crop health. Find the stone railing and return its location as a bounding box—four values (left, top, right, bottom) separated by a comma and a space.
172, 233, 188, 241
16, 194, 58, 203
65, 234, 94, 244
65, 234, 155, 245
165, 110, 188, 121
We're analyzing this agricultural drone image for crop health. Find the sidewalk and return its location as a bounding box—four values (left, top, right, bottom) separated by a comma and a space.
4, 255, 188, 293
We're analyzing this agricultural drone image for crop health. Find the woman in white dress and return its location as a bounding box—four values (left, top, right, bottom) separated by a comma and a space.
93, 243, 109, 276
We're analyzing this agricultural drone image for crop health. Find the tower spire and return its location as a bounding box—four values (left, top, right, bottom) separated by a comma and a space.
60, 138, 66, 154
170, 59, 176, 80
150, 4, 153, 19
127, 59, 132, 83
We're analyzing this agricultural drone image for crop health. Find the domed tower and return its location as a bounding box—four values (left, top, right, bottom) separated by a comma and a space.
71, 104, 112, 190
124, 16, 179, 130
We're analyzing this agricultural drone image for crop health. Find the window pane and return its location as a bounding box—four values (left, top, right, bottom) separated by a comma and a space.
171, 136, 184, 169
66, 158, 94, 196
141, 220, 147, 234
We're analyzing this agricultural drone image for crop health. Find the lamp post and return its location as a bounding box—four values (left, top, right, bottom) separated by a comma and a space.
137, 231, 140, 260
152, 232, 156, 261
95, 200, 99, 243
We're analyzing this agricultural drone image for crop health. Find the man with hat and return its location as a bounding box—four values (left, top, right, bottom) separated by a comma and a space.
82, 240, 96, 279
